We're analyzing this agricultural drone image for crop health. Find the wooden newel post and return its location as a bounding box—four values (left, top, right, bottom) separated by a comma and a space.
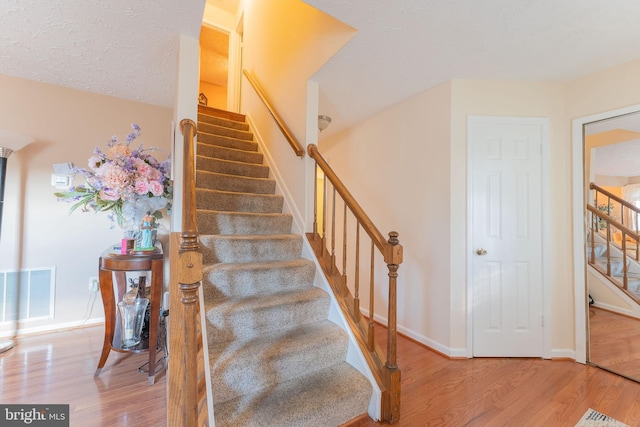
384, 231, 402, 424
178, 118, 202, 426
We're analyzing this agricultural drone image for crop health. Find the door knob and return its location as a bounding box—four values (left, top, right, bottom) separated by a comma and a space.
475, 248, 487, 256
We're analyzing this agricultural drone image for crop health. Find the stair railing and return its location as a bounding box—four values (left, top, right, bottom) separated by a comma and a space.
307, 143, 402, 424
243, 69, 305, 157
168, 119, 207, 426
243, 68, 402, 422
587, 204, 640, 296
591, 182, 640, 254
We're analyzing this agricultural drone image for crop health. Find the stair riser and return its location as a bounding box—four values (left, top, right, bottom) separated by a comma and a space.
197, 143, 264, 165
197, 156, 269, 179
197, 133, 258, 152
197, 211, 292, 235
209, 326, 348, 404
196, 171, 276, 194
200, 235, 303, 264
202, 261, 315, 301
205, 293, 330, 343
199, 122, 253, 141
196, 190, 283, 214
198, 113, 249, 131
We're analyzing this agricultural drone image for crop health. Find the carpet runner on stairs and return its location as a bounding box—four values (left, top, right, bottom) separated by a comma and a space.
195, 106, 372, 426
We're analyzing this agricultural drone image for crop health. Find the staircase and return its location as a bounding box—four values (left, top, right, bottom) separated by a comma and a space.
195, 106, 372, 426
588, 231, 640, 298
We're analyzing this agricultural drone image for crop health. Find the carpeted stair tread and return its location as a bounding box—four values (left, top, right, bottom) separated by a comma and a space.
204, 287, 330, 343
202, 258, 315, 301
200, 234, 303, 264
197, 210, 292, 235
197, 155, 270, 179
196, 188, 283, 213
198, 132, 259, 152
198, 112, 249, 131
196, 170, 275, 194
199, 122, 254, 141
197, 142, 263, 165
196, 109, 372, 426
213, 362, 372, 427
198, 105, 246, 122
196, 170, 276, 194
209, 321, 349, 405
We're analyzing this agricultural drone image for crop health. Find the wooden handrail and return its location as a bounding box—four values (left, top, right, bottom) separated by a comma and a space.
307, 143, 402, 423
587, 204, 640, 241
168, 119, 205, 426
308, 144, 401, 265
243, 69, 305, 157
591, 182, 640, 216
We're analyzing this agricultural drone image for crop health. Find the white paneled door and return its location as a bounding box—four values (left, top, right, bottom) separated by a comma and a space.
469, 116, 546, 357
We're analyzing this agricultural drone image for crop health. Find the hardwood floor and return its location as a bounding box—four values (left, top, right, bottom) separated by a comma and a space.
3, 324, 640, 426
589, 305, 640, 380
0, 326, 167, 427
348, 325, 640, 427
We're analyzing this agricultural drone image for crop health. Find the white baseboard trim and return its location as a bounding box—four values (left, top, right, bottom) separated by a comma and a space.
549, 348, 577, 361
0, 317, 104, 338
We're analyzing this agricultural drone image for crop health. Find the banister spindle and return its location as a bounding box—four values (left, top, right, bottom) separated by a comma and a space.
331, 187, 336, 273
342, 203, 348, 295
322, 173, 328, 257
354, 224, 361, 321
368, 240, 375, 352
313, 163, 318, 239
623, 233, 628, 290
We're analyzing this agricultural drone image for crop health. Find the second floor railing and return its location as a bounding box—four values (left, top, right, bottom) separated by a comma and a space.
591, 182, 640, 255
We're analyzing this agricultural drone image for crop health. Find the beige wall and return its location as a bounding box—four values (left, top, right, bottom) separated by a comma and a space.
241, 0, 355, 142
237, 0, 355, 229
450, 80, 568, 355
321, 82, 453, 352
321, 78, 575, 356
0, 73, 172, 335
199, 80, 227, 110
318, 57, 640, 358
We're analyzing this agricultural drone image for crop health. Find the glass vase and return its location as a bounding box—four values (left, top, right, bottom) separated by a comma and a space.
117, 297, 150, 348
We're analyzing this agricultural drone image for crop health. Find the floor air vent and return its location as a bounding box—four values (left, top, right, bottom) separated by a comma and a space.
0, 267, 55, 322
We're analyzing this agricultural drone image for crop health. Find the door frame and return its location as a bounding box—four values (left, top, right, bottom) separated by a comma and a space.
466, 115, 552, 358
572, 103, 640, 364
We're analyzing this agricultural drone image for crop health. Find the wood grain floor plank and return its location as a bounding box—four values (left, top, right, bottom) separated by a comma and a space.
0, 326, 167, 427
4, 317, 640, 426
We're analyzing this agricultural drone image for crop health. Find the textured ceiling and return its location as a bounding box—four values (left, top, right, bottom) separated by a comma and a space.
4, 0, 640, 127
200, 26, 229, 87
588, 113, 640, 178
0, 0, 206, 108
305, 0, 640, 136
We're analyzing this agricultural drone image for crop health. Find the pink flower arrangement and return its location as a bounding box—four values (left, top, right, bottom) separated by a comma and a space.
55, 124, 172, 228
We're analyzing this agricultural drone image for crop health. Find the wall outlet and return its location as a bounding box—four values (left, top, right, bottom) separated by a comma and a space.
88, 277, 99, 292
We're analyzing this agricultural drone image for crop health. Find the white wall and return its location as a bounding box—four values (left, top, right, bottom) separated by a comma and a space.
450, 80, 568, 355
320, 82, 454, 352
232, 0, 354, 226
0, 73, 172, 335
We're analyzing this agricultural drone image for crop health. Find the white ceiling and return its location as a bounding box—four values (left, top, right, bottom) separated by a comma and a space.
0, 0, 205, 108
3, 0, 640, 134
304, 0, 640, 136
